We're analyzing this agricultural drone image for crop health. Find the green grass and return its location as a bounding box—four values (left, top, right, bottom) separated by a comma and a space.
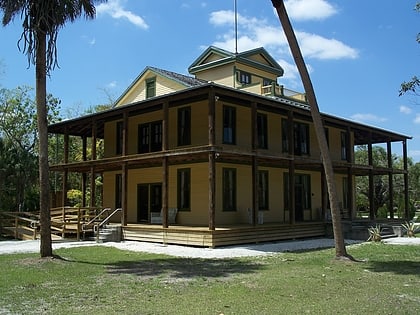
0, 243, 419, 315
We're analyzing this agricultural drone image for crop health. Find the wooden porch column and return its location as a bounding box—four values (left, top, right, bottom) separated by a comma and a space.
82, 136, 87, 207
387, 141, 394, 218
208, 89, 216, 231
162, 101, 169, 228
403, 140, 409, 219
288, 160, 295, 224
251, 102, 258, 225
321, 168, 327, 220
89, 167, 95, 207
62, 129, 69, 206
347, 167, 354, 219
368, 136, 375, 220
122, 112, 128, 156
91, 121, 97, 161
122, 163, 128, 225
287, 110, 295, 224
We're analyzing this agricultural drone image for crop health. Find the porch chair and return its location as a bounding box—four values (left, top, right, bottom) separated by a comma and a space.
150, 208, 178, 224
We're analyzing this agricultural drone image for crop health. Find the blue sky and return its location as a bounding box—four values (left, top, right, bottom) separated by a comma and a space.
1, 0, 419, 161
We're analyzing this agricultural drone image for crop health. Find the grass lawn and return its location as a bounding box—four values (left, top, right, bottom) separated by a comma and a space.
0, 242, 419, 315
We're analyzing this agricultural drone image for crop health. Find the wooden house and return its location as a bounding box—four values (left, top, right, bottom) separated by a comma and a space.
48, 46, 411, 246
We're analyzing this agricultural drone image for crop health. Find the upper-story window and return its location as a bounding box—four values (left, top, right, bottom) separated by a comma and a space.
138, 121, 162, 153
257, 113, 268, 149
146, 78, 156, 99
178, 107, 191, 146
263, 78, 273, 86
223, 105, 236, 145
237, 71, 251, 85
281, 119, 310, 156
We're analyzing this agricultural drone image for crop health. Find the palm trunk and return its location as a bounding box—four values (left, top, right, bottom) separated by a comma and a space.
36, 31, 53, 257
271, 0, 349, 258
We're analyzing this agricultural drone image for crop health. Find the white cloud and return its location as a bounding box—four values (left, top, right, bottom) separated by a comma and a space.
414, 114, 420, 124
107, 81, 117, 89
400, 105, 412, 114
297, 31, 358, 60
284, 0, 338, 21
350, 113, 388, 123
209, 10, 358, 60
96, 0, 149, 29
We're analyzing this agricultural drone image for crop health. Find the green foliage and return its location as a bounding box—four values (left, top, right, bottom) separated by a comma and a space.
367, 225, 382, 242
0, 86, 60, 211
66, 189, 82, 207
402, 221, 420, 237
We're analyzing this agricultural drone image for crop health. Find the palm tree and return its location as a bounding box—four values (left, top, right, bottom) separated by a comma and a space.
0, 0, 104, 257
271, 0, 352, 259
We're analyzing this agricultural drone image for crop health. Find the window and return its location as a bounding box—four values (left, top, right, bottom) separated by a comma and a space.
283, 173, 311, 210
138, 121, 162, 153
116, 121, 123, 155
341, 131, 348, 161
257, 113, 268, 149
223, 105, 236, 144
281, 119, 310, 155
178, 107, 191, 146
258, 171, 269, 210
263, 78, 273, 86
223, 168, 236, 211
177, 168, 191, 211
115, 174, 122, 209
237, 71, 251, 84
146, 78, 156, 99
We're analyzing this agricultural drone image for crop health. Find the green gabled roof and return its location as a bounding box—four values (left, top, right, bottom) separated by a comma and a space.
188, 46, 284, 77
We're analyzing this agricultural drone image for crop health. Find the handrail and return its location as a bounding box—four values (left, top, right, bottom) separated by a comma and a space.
82, 207, 112, 227
97, 208, 122, 229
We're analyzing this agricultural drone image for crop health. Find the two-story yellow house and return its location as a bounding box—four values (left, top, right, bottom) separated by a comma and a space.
48, 46, 411, 246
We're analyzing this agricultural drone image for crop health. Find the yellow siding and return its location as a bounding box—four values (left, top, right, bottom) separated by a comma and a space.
116, 71, 188, 106
195, 65, 234, 87
103, 121, 118, 158
102, 171, 118, 211
264, 110, 283, 154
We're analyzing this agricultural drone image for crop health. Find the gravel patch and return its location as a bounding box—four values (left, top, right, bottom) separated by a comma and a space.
0, 237, 418, 258
0, 238, 359, 258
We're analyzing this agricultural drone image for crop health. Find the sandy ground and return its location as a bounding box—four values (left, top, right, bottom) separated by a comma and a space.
0, 237, 418, 258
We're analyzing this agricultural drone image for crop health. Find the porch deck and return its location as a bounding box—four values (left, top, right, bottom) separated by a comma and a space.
123, 222, 326, 247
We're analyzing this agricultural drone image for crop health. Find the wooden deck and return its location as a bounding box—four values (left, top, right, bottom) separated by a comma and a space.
123, 222, 326, 247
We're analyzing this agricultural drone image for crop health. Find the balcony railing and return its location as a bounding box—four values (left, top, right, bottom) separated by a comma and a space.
262, 83, 307, 104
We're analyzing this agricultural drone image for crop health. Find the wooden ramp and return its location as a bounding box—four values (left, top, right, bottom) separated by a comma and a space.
123, 222, 326, 247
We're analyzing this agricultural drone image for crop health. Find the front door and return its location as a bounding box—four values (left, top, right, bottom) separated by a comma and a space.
137, 183, 162, 223
294, 184, 304, 222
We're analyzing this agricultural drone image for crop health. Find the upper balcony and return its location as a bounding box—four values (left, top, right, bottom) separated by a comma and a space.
262, 83, 307, 104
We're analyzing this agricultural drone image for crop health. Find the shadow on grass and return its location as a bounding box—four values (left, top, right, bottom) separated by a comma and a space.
366, 260, 420, 276
106, 257, 263, 280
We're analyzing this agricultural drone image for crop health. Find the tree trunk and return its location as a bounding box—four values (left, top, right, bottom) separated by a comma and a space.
36, 31, 53, 257
271, 0, 349, 258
